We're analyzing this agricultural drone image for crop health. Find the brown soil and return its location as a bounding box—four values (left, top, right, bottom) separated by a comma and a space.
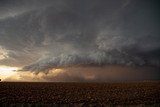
0, 81, 160, 106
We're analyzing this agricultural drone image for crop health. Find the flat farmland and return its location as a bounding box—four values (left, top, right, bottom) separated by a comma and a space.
0, 81, 160, 107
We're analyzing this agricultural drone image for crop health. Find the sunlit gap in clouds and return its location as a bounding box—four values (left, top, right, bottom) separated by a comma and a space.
0, 66, 20, 81
0, 67, 65, 82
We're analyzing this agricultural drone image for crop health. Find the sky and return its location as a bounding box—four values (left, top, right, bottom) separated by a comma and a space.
0, 0, 160, 82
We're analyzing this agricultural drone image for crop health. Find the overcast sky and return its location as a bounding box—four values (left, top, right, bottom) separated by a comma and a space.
0, 0, 160, 81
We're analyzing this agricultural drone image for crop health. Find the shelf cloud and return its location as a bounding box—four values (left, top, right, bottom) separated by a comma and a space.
0, 0, 160, 81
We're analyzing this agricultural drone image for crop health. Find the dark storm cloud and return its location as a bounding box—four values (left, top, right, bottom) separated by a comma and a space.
0, 0, 160, 71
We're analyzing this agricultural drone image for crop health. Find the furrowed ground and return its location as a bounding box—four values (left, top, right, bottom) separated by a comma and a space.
0, 81, 160, 106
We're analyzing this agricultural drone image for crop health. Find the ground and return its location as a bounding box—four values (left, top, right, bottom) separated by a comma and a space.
0, 81, 160, 107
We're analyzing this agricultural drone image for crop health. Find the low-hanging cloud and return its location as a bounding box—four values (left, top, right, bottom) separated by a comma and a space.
6, 65, 160, 82
22, 51, 147, 72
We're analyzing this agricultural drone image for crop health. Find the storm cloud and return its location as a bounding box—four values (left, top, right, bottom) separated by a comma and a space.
0, 0, 160, 81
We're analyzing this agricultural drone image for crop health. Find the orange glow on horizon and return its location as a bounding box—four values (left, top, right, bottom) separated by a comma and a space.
0, 66, 19, 81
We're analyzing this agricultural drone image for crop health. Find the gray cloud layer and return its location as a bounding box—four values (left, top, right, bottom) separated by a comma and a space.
0, 0, 160, 72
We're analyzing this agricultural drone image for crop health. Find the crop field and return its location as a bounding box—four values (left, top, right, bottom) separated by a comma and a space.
0, 81, 160, 107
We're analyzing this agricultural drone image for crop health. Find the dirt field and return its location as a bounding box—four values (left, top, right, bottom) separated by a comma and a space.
0, 81, 160, 107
